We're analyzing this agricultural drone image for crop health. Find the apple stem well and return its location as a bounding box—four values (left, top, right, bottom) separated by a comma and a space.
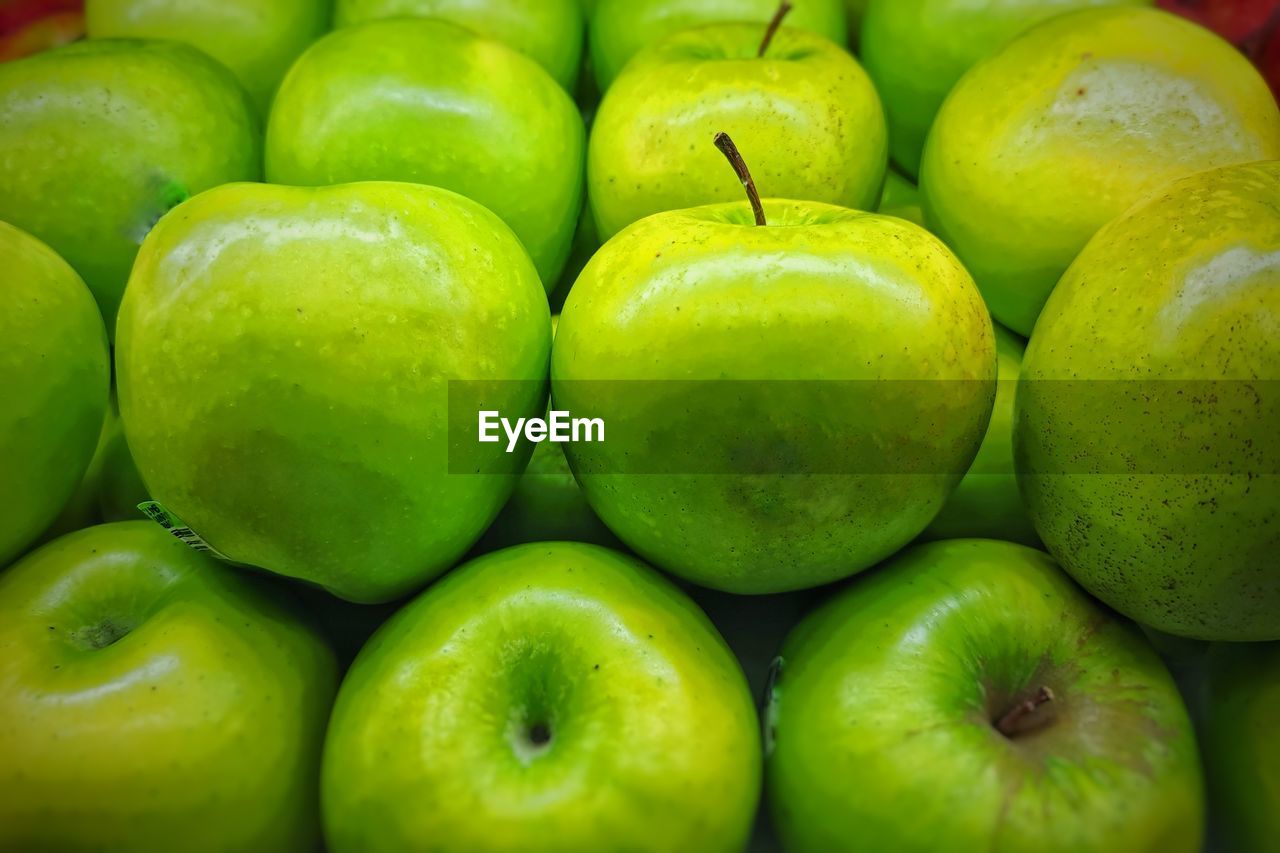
995, 685, 1056, 738
758, 1, 794, 58
714, 132, 767, 226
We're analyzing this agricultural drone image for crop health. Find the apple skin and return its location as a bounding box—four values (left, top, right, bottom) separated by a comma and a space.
1200, 641, 1280, 853
84, 0, 331, 116
0, 222, 109, 568
0, 39, 260, 335
1016, 160, 1280, 641
115, 181, 551, 603
474, 438, 622, 553
95, 395, 149, 522
860, 0, 1152, 178
589, 0, 848, 91
843, 0, 867, 44
266, 18, 584, 288
333, 0, 584, 91
876, 167, 923, 227
0, 521, 339, 851
766, 539, 1204, 852
921, 323, 1039, 546
588, 22, 886, 239
920, 6, 1280, 336
553, 200, 995, 593
321, 542, 761, 852
37, 388, 150, 545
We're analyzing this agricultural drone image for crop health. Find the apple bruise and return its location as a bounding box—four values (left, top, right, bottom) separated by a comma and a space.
67, 617, 134, 651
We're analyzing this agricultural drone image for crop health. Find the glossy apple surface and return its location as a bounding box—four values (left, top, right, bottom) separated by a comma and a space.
333, 0, 583, 90
922, 323, 1038, 545
0, 39, 259, 333
1016, 160, 1280, 640
588, 22, 886, 239
266, 18, 584, 287
1200, 641, 1280, 853
322, 542, 761, 852
921, 6, 1280, 335
589, 0, 847, 91
554, 199, 995, 593
85, 0, 331, 115
116, 181, 551, 603
861, 0, 1152, 177
767, 539, 1204, 851
0, 521, 338, 851
0, 222, 108, 567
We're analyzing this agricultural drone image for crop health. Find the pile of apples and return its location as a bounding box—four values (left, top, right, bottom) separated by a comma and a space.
1, 1, 1276, 851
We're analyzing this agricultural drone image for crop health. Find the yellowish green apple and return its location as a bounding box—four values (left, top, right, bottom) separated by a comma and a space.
85, 0, 332, 115
590, 0, 847, 91
333, 0, 584, 90
0, 222, 108, 567
921, 6, 1280, 335
861, 0, 1152, 177
0, 521, 338, 851
555, 137, 995, 593
0, 39, 259, 333
1016, 160, 1280, 640
266, 18, 584, 287
322, 542, 761, 851
588, 20, 886, 239
115, 181, 551, 603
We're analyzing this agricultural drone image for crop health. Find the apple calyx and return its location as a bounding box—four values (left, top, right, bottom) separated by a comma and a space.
713, 132, 767, 226
758, 1, 794, 58
995, 685, 1055, 738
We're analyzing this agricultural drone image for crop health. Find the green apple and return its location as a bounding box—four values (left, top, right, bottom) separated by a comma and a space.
37, 388, 148, 543
766, 538, 1204, 851
0, 222, 108, 567
590, 0, 848, 91
475, 429, 621, 553
921, 323, 1038, 545
921, 6, 1280, 335
322, 542, 761, 851
115, 180, 551, 603
266, 18, 584, 287
588, 21, 886, 239
333, 0, 584, 91
876, 167, 923, 227
95, 394, 149, 521
861, 0, 1152, 177
85, 0, 331, 116
1200, 641, 1280, 853
1016, 159, 1280, 641
283, 582, 401, 671
555, 140, 995, 593
0, 39, 260, 334
843, 0, 867, 44
550, 200, 600, 312
0, 521, 338, 851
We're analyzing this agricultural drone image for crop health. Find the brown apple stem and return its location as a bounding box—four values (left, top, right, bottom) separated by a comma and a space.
758, 1, 794, 57
714, 132, 767, 226
996, 686, 1055, 737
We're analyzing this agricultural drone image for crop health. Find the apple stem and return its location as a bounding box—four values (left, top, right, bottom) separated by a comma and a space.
714, 132, 767, 227
995, 686, 1055, 737
758, 1, 793, 57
